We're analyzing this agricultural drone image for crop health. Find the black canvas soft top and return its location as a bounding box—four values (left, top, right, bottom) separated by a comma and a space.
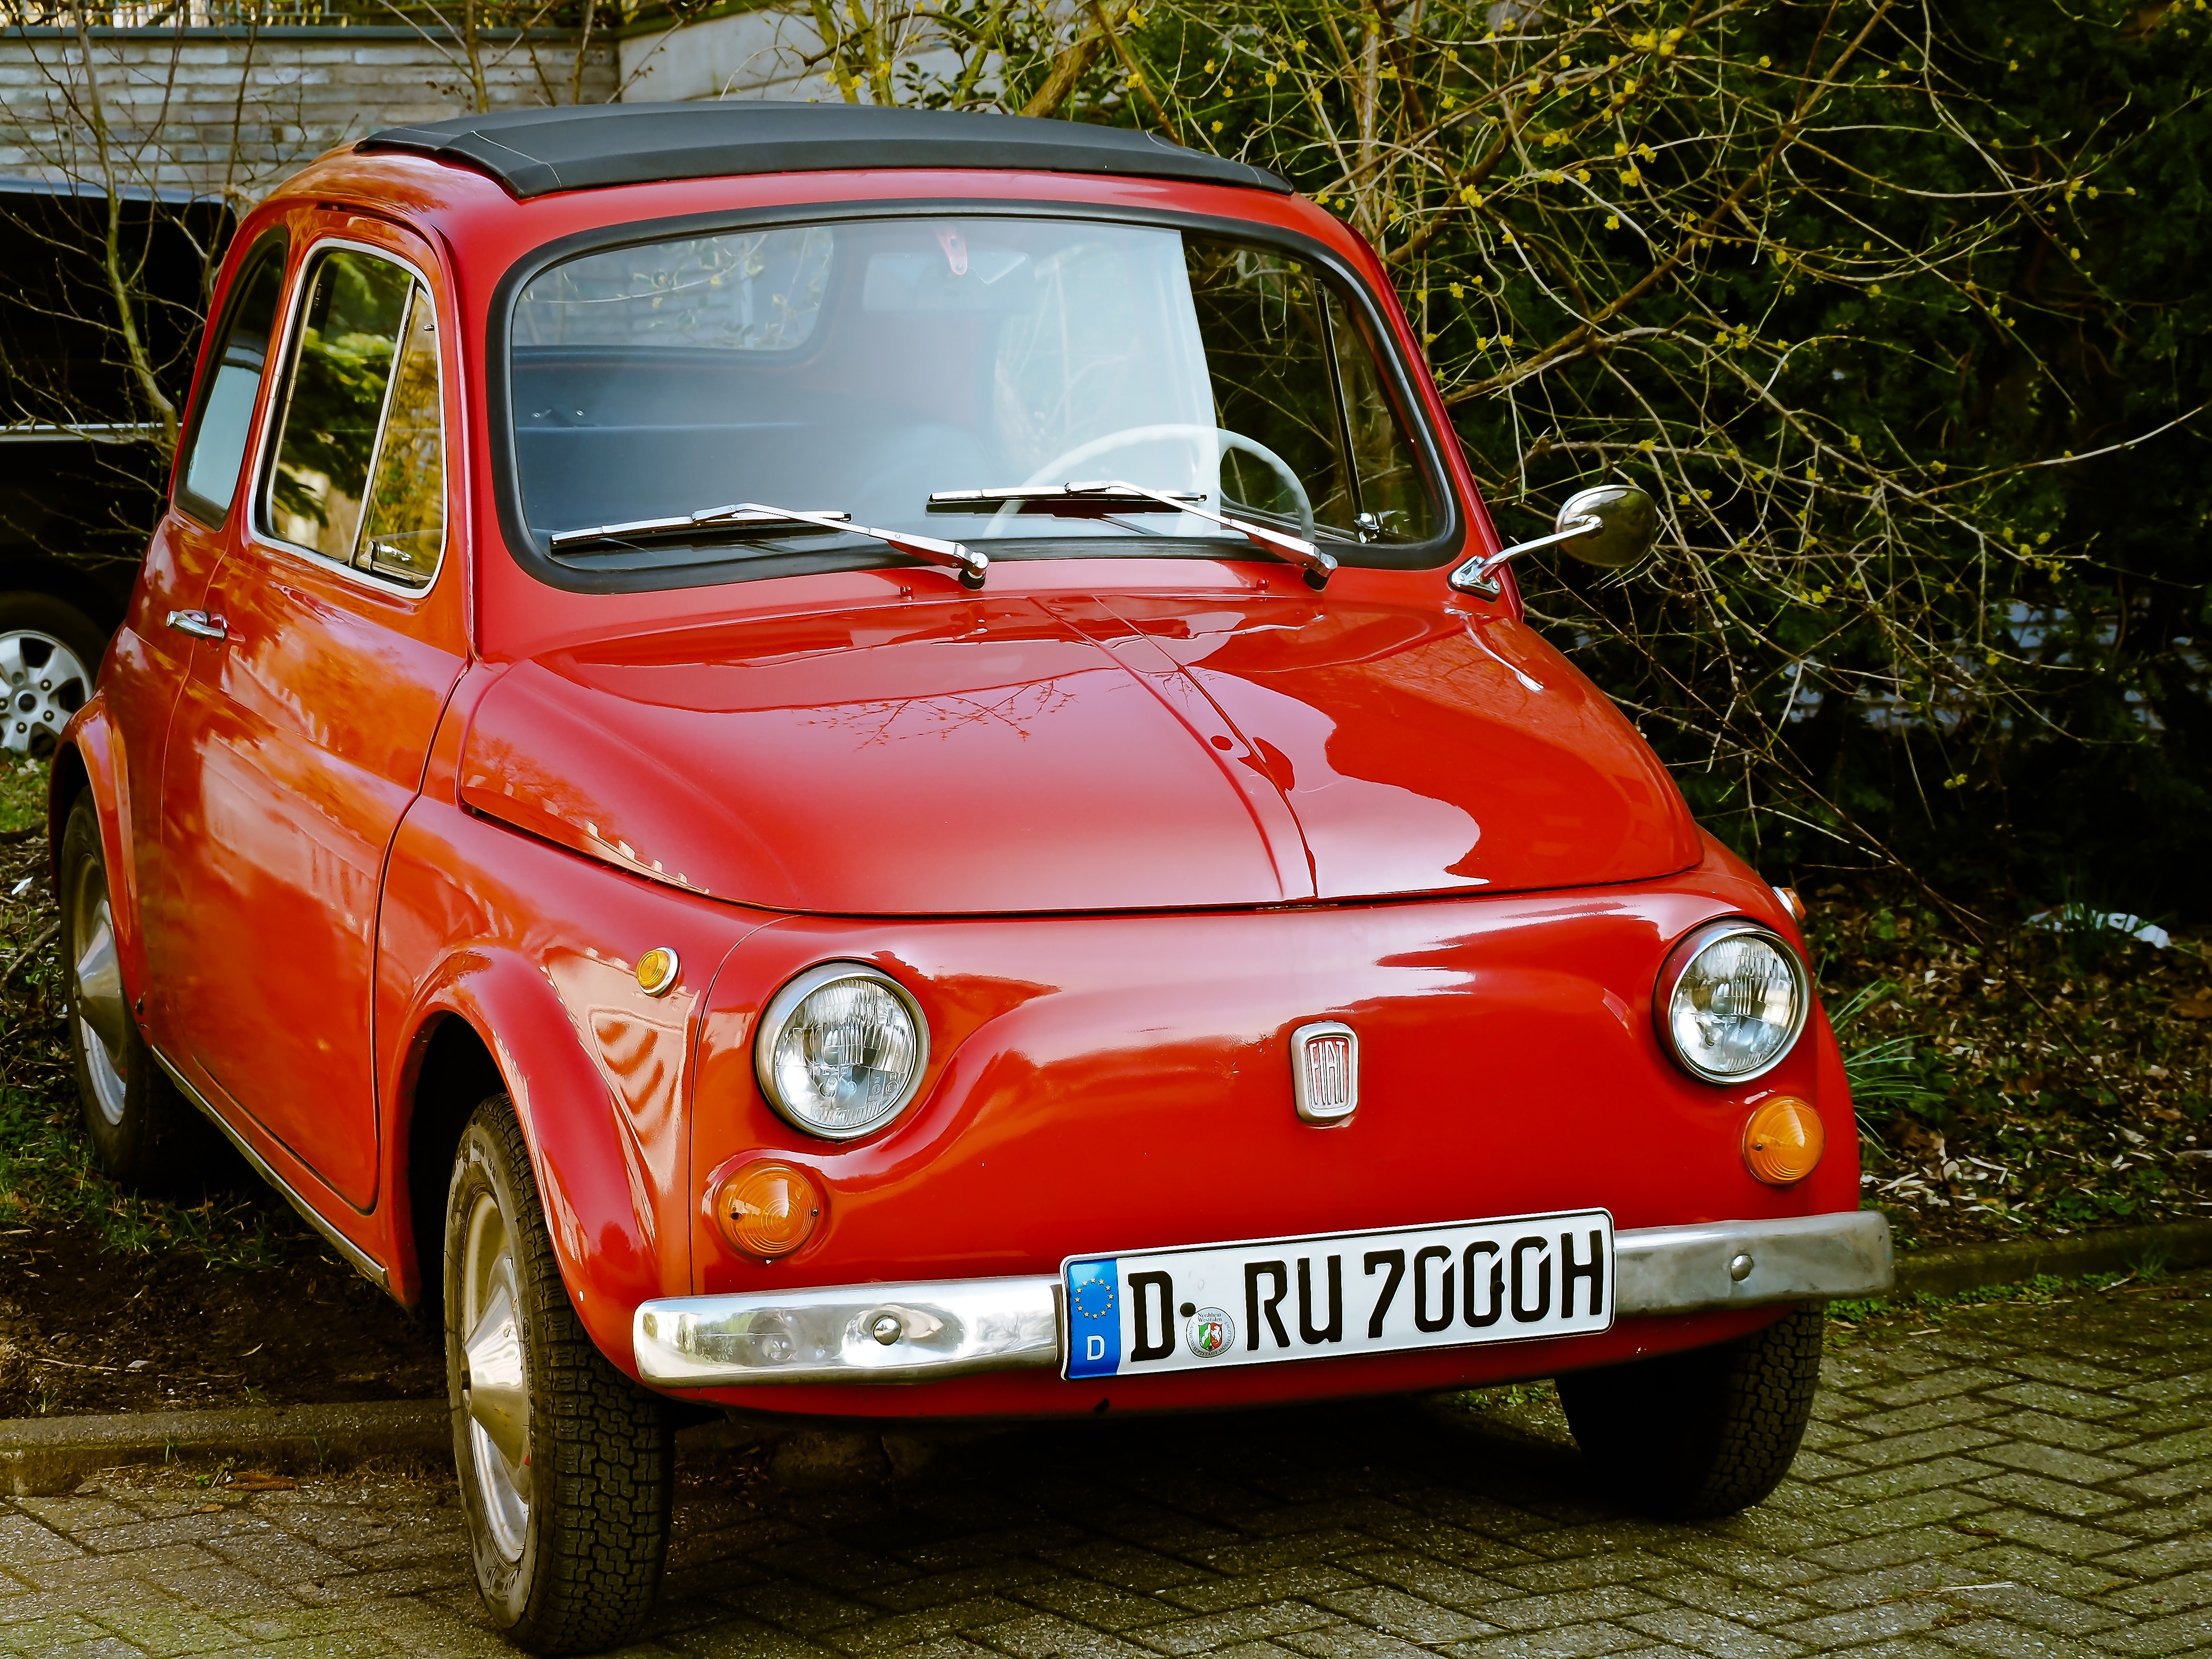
357, 101, 1293, 201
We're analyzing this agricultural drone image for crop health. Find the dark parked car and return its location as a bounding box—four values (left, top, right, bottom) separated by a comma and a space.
0, 176, 230, 756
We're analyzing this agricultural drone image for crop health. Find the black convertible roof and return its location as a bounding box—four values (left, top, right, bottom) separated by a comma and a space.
358, 102, 1293, 201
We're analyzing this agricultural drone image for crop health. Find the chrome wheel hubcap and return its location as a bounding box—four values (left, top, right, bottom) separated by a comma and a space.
0, 631, 90, 757
462, 1190, 530, 1563
69, 856, 128, 1127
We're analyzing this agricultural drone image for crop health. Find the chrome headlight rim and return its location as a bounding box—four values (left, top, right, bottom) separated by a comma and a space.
1654, 917, 1811, 1086
753, 961, 931, 1142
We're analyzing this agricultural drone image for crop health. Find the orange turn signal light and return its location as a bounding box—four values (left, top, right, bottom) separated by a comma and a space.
1743, 1095, 1824, 1185
713, 1160, 823, 1260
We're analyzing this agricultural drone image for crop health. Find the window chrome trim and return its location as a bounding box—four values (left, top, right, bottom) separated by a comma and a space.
486, 197, 1465, 595
249, 234, 451, 600
1652, 917, 1813, 1086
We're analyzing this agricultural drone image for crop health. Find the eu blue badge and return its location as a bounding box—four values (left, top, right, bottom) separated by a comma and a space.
1064, 1258, 1121, 1378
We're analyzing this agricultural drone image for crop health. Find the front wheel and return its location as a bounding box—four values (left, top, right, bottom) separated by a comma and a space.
445, 1097, 672, 1654
1555, 1304, 1823, 1519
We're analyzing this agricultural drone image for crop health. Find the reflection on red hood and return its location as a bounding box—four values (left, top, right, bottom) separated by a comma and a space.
458, 591, 1699, 915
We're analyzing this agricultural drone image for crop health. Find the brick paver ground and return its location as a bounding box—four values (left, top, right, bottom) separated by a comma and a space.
2, 1271, 2207, 1659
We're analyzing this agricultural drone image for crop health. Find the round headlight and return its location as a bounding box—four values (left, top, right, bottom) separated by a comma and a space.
1656, 920, 1809, 1084
754, 963, 929, 1139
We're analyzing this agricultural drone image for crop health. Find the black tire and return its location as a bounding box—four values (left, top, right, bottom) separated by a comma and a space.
57, 791, 214, 1190
1555, 1304, 1823, 1519
445, 1097, 672, 1654
0, 591, 108, 760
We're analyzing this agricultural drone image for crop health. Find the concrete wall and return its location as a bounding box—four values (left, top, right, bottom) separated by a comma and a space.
0, 25, 617, 199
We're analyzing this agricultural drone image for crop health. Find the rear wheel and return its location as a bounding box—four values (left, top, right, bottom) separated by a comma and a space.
1555, 1304, 1823, 1519
58, 792, 210, 1189
445, 1097, 672, 1654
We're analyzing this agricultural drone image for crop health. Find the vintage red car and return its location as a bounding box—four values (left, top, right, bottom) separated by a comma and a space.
52, 102, 1891, 1654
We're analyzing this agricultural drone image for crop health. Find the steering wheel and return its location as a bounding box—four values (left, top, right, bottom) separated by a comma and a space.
985, 422, 1316, 543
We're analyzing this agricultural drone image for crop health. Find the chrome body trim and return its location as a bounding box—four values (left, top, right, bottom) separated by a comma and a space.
0, 421, 163, 445
1614, 1210, 1893, 1315
630, 1212, 1890, 1388
150, 1048, 390, 1291
634, 1274, 1060, 1386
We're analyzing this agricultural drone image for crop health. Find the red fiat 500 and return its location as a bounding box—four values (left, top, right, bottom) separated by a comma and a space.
53, 103, 1890, 1653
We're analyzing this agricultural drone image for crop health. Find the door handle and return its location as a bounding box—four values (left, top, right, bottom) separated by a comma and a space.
165, 609, 228, 642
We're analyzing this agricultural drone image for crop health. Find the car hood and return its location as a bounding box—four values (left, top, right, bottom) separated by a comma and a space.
458, 591, 1699, 915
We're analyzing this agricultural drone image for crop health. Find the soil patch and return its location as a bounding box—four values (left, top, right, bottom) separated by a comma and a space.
1810, 877, 2212, 1248
0, 1220, 442, 1417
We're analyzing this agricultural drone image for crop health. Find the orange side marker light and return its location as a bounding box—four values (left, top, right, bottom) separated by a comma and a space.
1743, 1095, 1824, 1185
714, 1160, 823, 1260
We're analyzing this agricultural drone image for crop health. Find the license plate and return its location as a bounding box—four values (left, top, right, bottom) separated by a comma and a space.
1062, 1209, 1613, 1379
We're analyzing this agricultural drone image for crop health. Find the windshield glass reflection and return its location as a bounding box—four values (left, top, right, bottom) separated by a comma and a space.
509, 216, 1443, 577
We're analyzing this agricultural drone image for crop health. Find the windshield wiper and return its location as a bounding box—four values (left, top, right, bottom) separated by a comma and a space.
928, 481, 1336, 590
551, 502, 986, 589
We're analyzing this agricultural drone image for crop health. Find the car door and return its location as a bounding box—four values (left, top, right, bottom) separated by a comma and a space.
153, 222, 467, 1211
107, 233, 289, 967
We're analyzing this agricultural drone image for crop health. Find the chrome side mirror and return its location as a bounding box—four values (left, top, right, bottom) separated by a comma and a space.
1449, 483, 1659, 598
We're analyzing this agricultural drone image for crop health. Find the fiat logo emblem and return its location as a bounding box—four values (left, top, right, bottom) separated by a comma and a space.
1290, 1021, 1358, 1125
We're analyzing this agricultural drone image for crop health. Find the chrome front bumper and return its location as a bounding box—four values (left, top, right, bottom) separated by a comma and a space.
632, 1209, 1892, 1388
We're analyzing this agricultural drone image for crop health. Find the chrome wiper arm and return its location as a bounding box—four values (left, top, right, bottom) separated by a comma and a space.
931, 481, 1335, 590
552, 501, 986, 589
550, 504, 849, 552
929, 485, 1205, 510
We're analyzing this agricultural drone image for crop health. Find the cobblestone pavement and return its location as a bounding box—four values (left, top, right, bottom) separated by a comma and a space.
1, 1272, 2208, 1659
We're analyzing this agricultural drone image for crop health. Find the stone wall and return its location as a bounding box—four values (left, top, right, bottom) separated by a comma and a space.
0, 24, 617, 200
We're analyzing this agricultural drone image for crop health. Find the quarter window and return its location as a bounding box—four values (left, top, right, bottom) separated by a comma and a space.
263, 247, 445, 589
178, 239, 286, 521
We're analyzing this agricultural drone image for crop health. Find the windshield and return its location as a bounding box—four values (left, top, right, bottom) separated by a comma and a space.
506, 215, 1446, 581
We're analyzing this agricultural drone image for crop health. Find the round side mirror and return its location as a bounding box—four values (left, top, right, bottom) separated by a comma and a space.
1556, 484, 1658, 570
1446, 480, 1662, 598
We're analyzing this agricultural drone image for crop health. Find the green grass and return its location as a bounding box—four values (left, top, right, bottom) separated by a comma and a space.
0, 1092, 313, 1270
0, 758, 45, 836
0, 764, 321, 1270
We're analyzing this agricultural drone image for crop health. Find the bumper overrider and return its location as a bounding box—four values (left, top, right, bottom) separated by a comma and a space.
633, 1210, 1892, 1388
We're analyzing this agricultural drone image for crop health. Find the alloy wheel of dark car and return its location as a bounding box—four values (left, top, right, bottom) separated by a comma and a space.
58, 792, 210, 1190
445, 1098, 673, 1655
0, 593, 105, 761
1554, 1303, 1824, 1519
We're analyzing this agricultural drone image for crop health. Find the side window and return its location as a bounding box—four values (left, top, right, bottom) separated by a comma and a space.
263, 246, 445, 589
1323, 289, 1440, 544
178, 239, 286, 521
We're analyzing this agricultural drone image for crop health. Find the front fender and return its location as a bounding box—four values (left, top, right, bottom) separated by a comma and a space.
413, 948, 661, 1376
52, 695, 147, 1012
377, 798, 773, 1378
